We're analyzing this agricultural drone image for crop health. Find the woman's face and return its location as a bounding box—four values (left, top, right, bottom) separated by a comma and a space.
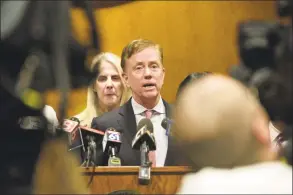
94, 60, 123, 110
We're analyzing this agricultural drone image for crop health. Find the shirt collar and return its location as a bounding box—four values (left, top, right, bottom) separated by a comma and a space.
131, 97, 165, 115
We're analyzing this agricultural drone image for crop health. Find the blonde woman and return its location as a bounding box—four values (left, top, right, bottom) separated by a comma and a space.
75, 52, 131, 126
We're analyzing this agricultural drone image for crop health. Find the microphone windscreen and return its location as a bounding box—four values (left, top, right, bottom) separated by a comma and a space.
161, 118, 168, 130
137, 118, 153, 133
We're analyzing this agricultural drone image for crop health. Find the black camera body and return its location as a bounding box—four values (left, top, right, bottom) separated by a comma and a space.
0, 1, 98, 91
0, 1, 99, 193
238, 21, 290, 71
230, 0, 292, 164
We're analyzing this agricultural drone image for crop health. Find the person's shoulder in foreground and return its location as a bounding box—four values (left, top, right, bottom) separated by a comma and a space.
177, 161, 292, 194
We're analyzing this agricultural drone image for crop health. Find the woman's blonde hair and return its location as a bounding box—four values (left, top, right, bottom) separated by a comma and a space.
75, 52, 131, 126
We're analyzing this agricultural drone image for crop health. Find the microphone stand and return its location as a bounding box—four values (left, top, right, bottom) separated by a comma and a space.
107, 146, 121, 166
138, 142, 152, 185
81, 136, 96, 168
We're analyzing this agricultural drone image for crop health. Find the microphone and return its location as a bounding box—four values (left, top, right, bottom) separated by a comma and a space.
79, 125, 105, 136
132, 119, 156, 151
102, 128, 122, 166
132, 118, 156, 185
61, 117, 84, 151
161, 118, 173, 136
79, 125, 104, 168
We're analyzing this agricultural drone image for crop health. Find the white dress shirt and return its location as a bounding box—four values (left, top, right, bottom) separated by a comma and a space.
269, 122, 280, 143
177, 161, 292, 194
131, 97, 168, 167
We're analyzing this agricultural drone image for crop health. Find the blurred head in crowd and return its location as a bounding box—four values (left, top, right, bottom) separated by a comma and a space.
121, 39, 165, 109
176, 72, 212, 98
174, 74, 275, 169
33, 138, 89, 194
75, 52, 131, 126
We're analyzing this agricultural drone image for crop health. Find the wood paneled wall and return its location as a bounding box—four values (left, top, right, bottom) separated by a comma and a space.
45, 1, 278, 117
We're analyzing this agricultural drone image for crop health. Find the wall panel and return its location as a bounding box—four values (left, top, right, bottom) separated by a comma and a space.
45, 1, 278, 117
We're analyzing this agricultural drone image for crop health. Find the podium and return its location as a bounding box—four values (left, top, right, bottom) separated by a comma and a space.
82, 166, 190, 194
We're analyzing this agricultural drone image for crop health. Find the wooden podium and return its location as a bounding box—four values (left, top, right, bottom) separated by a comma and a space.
82, 166, 190, 194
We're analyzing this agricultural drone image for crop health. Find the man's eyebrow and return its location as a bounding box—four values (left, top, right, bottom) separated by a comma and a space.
135, 61, 144, 65
148, 60, 159, 64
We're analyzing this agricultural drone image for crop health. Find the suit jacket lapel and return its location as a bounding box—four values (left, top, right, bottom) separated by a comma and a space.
118, 98, 140, 162
163, 100, 172, 118
118, 98, 174, 166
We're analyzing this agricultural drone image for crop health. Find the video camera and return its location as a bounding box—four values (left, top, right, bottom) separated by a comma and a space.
1, 1, 100, 121
229, 0, 292, 164
0, 1, 99, 193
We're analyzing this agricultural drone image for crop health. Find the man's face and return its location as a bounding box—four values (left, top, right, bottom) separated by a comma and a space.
124, 47, 165, 101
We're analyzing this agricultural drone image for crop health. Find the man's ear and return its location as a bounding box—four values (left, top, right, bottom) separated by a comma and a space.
122, 72, 130, 88
251, 114, 270, 146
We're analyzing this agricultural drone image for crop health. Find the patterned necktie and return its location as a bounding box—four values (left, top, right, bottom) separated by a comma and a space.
144, 110, 156, 167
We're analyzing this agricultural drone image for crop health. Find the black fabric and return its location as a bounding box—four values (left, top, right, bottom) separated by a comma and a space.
0, 85, 46, 193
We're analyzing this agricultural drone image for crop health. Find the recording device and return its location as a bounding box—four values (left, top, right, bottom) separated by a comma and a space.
161, 118, 173, 136
132, 119, 156, 185
0, 1, 100, 127
61, 117, 84, 152
81, 136, 96, 168
231, 5, 292, 124
102, 128, 122, 166
0, 0, 136, 192
276, 0, 293, 17
1, 1, 98, 90
237, 21, 289, 70
132, 119, 156, 151
230, 0, 292, 165
80, 126, 104, 168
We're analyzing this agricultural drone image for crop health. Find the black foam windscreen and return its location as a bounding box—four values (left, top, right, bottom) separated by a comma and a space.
137, 118, 153, 133
161, 118, 168, 130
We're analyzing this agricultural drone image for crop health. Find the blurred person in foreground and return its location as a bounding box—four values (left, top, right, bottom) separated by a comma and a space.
75, 52, 131, 127
174, 74, 292, 194
169, 72, 213, 166
32, 138, 89, 194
